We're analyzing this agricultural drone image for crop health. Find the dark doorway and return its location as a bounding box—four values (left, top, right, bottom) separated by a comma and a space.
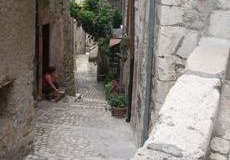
34, 25, 40, 98
42, 24, 50, 74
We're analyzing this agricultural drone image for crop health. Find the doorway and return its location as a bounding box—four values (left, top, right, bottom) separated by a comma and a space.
42, 24, 50, 74
34, 24, 50, 99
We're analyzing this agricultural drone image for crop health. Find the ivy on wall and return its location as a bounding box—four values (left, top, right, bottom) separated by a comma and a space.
70, 0, 113, 41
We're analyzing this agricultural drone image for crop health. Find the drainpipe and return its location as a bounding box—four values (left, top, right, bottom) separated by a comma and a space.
141, 0, 156, 146
126, 0, 135, 122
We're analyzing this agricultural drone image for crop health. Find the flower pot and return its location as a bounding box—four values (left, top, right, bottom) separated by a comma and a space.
97, 74, 105, 81
111, 107, 126, 118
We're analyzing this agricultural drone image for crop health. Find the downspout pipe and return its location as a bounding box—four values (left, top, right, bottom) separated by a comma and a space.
141, 0, 156, 146
126, 0, 135, 123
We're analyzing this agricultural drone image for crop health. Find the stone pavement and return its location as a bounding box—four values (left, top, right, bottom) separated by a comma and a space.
23, 98, 136, 160
75, 54, 106, 103
23, 53, 136, 160
208, 80, 230, 160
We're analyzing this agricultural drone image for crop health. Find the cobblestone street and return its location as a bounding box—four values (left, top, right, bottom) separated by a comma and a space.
24, 54, 136, 160
75, 54, 106, 103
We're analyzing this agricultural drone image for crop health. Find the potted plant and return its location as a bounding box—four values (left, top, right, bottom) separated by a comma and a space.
108, 93, 127, 117
104, 80, 113, 99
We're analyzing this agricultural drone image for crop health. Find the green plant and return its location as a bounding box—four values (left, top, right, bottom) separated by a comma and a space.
104, 81, 112, 97
70, 0, 113, 41
112, 9, 122, 28
70, 0, 115, 75
104, 74, 116, 85
107, 94, 127, 108
120, 35, 130, 55
98, 38, 110, 56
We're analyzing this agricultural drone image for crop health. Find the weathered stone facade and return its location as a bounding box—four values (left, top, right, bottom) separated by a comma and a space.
153, 0, 230, 126
38, 0, 75, 95
131, 37, 230, 160
123, 0, 230, 148
0, 0, 35, 159
74, 22, 86, 55
129, 0, 152, 146
154, 0, 217, 107
120, 0, 230, 159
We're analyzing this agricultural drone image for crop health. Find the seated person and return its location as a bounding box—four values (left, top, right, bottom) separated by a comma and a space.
42, 66, 59, 101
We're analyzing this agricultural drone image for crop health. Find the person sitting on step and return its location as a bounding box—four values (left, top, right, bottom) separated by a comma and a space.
42, 66, 59, 101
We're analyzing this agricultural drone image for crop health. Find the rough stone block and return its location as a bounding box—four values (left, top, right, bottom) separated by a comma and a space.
132, 148, 187, 160
208, 11, 230, 39
209, 153, 227, 160
155, 80, 175, 104
183, 0, 216, 30
161, 0, 183, 6
144, 74, 221, 159
156, 56, 177, 81
175, 30, 199, 59
210, 137, 230, 154
158, 26, 185, 56
0, 118, 16, 159
217, 0, 230, 9
160, 6, 184, 26
187, 37, 230, 75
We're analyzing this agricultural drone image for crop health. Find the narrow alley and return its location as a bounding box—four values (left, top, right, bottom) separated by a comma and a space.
75, 53, 106, 103
2, 0, 230, 160
24, 54, 136, 160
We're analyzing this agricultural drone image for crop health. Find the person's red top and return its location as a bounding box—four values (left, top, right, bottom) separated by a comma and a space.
42, 74, 56, 86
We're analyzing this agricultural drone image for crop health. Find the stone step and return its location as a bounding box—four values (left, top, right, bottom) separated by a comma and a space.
187, 37, 230, 76
142, 74, 221, 159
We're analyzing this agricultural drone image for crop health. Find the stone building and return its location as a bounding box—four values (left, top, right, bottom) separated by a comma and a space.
0, 0, 35, 159
35, 0, 76, 96
74, 22, 86, 55
122, 0, 230, 150
0, 0, 77, 159
73, 0, 86, 55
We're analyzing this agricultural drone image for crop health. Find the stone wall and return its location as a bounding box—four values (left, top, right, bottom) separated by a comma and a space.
62, 0, 76, 95
154, 0, 216, 111
74, 22, 86, 55
0, 0, 35, 159
129, 0, 152, 146
131, 37, 230, 160
151, 0, 230, 142
124, 0, 230, 148
39, 0, 76, 95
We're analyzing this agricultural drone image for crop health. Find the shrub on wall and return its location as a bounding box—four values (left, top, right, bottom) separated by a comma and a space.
70, 0, 112, 41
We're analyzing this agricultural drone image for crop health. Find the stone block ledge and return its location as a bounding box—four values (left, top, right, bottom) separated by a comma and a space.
132, 74, 221, 160
131, 37, 230, 160
187, 37, 230, 76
